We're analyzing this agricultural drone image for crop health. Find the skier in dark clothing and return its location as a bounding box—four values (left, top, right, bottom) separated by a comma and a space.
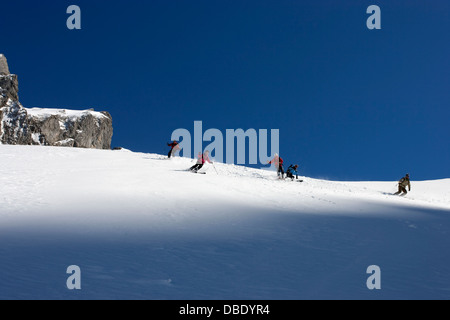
394, 173, 411, 196
190, 151, 213, 173
268, 153, 284, 179
286, 164, 300, 181
167, 140, 181, 159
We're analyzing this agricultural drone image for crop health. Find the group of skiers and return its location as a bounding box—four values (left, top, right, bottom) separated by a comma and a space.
168, 141, 301, 179
267, 152, 412, 193
167, 141, 213, 173
267, 153, 301, 181
167, 140, 412, 194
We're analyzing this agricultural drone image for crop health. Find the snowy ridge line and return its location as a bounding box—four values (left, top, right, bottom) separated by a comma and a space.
25, 107, 109, 120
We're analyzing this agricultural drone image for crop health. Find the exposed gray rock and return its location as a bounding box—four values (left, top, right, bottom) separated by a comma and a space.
26, 108, 113, 149
0, 100, 32, 145
0, 55, 113, 149
1, 103, 113, 149
0, 74, 19, 108
0, 54, 10, 76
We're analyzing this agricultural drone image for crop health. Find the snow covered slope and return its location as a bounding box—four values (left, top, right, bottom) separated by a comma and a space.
0, 145, 449, 300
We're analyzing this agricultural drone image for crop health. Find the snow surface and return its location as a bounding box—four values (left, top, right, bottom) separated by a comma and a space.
0, 144, 449, 300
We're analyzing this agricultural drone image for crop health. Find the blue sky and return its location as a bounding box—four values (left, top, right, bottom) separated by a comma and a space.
1, 0, 449, 180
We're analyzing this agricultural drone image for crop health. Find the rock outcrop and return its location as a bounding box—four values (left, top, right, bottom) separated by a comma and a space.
0, 74, 19, 107
0, 54, 113, 149
0, 99, 30, 145
26, 108, 113, 149
0, 54, 10, 76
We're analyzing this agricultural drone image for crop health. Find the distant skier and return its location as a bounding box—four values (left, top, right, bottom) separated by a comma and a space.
286, 164, 300, 181
190, 151, 213, 173
167, 140, 181, 159
268, 153, 284, 179
394, 173, 411, 196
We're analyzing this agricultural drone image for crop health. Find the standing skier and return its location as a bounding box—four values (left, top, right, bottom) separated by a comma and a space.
167, 140, 181, 159
190, 151, 213, 173
286, 164, 300, 181
268, 153, 284, 179
394, 173, 411, 196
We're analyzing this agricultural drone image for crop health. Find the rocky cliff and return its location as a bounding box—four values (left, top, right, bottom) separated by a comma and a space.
0, 54, 10, 76
26, 108, 113, 149
0, 55, 113, 149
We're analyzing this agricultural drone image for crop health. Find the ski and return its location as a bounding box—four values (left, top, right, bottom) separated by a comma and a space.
384, 192, 407, 197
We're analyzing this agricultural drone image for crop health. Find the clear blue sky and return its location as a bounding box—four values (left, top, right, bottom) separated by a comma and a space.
1, 0, 449, 180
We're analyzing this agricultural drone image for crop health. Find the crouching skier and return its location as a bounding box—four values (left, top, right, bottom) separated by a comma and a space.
394, 173, 411, 196
286, 164, 300, 181
167, 140, 181, 159
190, 151, 213, 173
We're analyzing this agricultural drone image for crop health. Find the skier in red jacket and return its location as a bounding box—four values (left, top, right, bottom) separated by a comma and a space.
268, 153, 285, 179
167, 140, 181, 159
190, 151, 213, 173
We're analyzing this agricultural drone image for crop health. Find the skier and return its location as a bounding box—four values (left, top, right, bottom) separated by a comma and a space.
167, 140, 181, 159
394, 173, 411, 196
286, 164, 300, 181
268, 153, 284, 179
190, 151, 213, 173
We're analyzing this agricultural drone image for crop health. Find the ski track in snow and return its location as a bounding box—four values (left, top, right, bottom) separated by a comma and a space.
0, 145, 449, 300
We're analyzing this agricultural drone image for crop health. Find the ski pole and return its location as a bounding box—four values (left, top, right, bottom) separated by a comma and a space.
212, 163, 219, 175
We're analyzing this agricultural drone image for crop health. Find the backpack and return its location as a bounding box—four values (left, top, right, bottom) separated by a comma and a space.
399, 177, 409, 186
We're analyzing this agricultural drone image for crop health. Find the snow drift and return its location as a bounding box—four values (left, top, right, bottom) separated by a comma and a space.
0, 145, 449, 300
